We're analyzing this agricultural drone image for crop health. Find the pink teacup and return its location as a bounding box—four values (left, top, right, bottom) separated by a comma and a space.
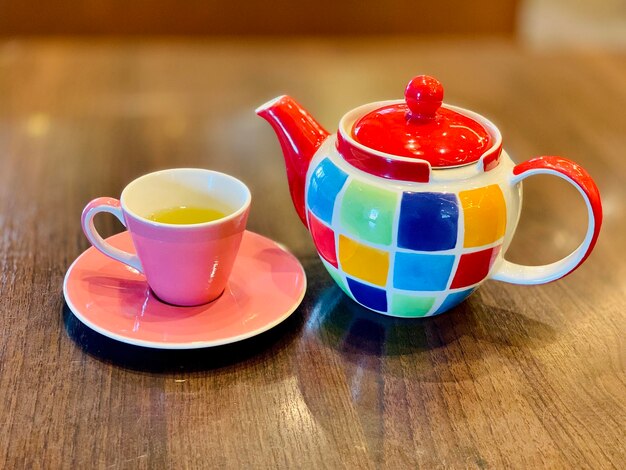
81, 168, 251, 306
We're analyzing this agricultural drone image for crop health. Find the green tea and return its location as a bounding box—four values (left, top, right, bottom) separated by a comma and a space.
148, 205, 226, 224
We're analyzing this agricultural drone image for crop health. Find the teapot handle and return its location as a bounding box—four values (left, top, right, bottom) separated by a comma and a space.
491, 156, 602, 284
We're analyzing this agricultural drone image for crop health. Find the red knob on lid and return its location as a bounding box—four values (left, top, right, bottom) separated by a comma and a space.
405, 75, 443, 121
351, 74, 494, 168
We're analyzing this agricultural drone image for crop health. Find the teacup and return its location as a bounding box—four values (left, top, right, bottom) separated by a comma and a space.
81, 168, 251, 306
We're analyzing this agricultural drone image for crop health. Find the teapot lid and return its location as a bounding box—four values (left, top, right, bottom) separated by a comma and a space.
351, 75, 493, 168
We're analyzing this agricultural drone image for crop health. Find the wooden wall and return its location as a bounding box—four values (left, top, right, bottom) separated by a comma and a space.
0, 0, 519, 36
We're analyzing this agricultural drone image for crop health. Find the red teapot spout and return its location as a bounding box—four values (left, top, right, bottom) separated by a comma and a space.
256, 96, 329, 228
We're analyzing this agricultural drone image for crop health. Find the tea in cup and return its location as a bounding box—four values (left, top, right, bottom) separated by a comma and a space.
81, 168, 251, 306
148, 205, 227, 224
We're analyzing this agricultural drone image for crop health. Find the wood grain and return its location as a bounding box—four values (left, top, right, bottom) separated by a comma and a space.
0, 38, 624, 469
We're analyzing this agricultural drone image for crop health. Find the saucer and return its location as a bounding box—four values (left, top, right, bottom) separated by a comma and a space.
63, 230, 306, 349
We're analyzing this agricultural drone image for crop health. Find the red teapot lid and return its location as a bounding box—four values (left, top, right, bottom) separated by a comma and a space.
351, 75, 493, 168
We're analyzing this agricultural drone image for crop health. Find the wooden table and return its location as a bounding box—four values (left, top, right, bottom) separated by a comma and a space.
0, 38, 624, 468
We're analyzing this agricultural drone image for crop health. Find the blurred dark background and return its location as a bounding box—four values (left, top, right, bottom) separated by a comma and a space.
0, 0, 519, 36
0, 0, 623, 49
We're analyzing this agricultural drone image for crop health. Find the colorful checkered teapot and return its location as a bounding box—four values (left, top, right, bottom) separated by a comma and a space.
257, 75, 602, 317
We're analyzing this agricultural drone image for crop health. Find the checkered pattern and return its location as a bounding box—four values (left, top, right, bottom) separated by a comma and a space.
307, 158, 507, 317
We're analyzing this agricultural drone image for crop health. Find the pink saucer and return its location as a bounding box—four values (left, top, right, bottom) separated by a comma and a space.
63, 230, 306, 349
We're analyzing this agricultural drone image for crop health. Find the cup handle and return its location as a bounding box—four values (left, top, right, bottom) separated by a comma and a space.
491, 156, 602, 285
81, 197, 143, 273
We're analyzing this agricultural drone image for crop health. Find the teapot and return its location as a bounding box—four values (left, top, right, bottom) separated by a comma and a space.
256, 75, 602, 317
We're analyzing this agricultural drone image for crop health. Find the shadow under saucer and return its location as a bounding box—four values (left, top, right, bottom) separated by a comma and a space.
62, 300, 304, 373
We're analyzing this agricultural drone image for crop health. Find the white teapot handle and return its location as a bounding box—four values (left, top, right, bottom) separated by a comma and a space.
491, 156, 602, 284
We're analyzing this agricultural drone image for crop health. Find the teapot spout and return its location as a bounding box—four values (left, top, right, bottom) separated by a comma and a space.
256, 96, 329, 228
